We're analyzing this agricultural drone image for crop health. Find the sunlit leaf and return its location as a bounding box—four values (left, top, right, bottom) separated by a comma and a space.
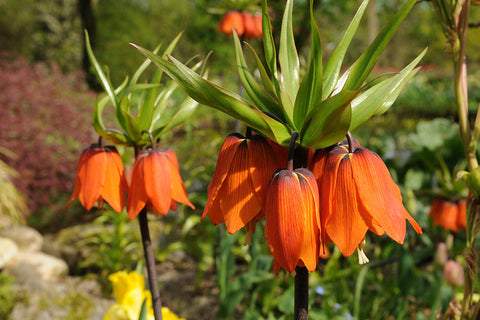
349, 48, 426, 131
294, 0, 323, 129
301, 90, 356, 148
323, 0, 369, 99
261, 0, 278, 82
233, 32, 286, 123
243, 42, 277, 98
132, 44, 291, 142
278, 0, 299, 111
343, 0, 416, 90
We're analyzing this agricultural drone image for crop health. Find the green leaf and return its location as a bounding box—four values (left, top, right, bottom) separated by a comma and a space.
293, 0, 323, 129
132, 44, 291, 143
233, 32, 286, 123
300, 90, 356, 148
349, 48, 426, 131
119, 96, 142, 143
137, 298, 148, 320
152, 96, 199, 139
278, 0, 300, 109
130, 44, 162, 86
323, 0, 369, 99
343, 0, 416, 90
243, 42, 277, 98
261, 0, 278, 81
85, 31, 119, 110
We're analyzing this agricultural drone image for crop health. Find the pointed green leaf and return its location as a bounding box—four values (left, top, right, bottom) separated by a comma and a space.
132, 44, 290, 142
261, 0, 278, 80
323, 0, 369, 99
278, 0, 300, 106
137, 299, 148, 320
294, 0, 323, 129
130, 43, 162, 86
343, 0, 416, 90
349, 48, 426, 131
85, 31, 119, 110
119, 97, 142, 142
301, 90, 356, 148
152, 97, 199, 139
233, 32, 286, 123
243, 42, 277, 98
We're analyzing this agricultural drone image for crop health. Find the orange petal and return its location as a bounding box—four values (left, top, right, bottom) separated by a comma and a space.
296, 169, 320, 272
144, 151, 172, 216
247, 135, 281, 204
127, 153, 149, 220
79, 148, 107, 211
433, 199, 459, 232
324, 154, 369, 257
352, 148, 420, 243
163, 149, 195, 210
265, 170, 305, 273
203, 134, 243, 221
221, 140, 263, 234
67, 150, 88, 208
101, 148, 127, 213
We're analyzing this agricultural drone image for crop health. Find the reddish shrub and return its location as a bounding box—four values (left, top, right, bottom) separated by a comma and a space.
0, 54, 96, 218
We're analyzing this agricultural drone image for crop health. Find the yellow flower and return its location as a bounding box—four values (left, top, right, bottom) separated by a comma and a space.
104, 270, 185, 320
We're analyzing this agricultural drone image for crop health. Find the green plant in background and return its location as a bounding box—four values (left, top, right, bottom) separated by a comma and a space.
429, 1, 480, 318
0, 146, 28, 225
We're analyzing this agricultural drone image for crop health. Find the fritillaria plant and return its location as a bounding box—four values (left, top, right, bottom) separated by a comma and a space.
68, 32, 203, 320
133, 0, 426, 318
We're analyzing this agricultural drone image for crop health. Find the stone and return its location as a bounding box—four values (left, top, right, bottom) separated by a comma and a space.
5, 251, 69, 289
0, 237, 18, 268
0, 225, 43, 252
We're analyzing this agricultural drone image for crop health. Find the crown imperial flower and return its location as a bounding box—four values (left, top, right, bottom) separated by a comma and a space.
202, 133, 281, 236
127, 147, 194, 220
311, 140, 422, 257
67, 143, 128, 213
265, 167, 321, 273
429, 198, 466, 232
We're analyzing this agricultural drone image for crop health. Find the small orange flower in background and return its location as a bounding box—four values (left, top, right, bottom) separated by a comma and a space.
202, 133, 281, 236
429, 198, 466, 232
127, 147, 195, 220
311, 142, 422, 259
67, 143, 128, 213
264, 168, 321, 274
218, 11, 262, 39
218, 11, 245, 36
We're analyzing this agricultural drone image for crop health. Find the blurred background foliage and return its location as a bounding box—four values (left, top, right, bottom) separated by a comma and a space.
1, 0, 480, 319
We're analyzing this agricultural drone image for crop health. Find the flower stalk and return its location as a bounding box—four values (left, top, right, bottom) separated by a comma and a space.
138, 208, 163, 320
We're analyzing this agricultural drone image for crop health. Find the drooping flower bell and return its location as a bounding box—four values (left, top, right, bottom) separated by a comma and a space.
429, 198, 466, 232
311, 135, 422, 259
265, 167, 321, 274
218, 11, 245, 36
127, 147, 195, 220
67, 140, 128, 213
202, 132, 281, 237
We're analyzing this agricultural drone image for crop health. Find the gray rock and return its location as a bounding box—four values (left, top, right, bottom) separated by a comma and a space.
0, 225, 43, 252
5, 251, 69, 289
0, 237, 18, 268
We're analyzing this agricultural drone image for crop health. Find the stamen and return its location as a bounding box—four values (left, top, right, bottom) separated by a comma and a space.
357, 241, 369, 265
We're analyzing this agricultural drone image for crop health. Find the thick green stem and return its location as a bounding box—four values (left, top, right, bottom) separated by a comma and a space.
138, 208, 163, 320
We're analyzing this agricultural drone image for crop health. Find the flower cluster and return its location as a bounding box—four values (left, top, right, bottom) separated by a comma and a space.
218, 11, 262, 39
203, 133, 422, 273
68, 140, 194, 219
429, 198, 466, 233
104, 270, 185, 320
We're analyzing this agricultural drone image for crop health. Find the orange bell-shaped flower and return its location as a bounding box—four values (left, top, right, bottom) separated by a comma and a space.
127, 147, 195, 220
265, 168, 321, 273
218, 11, 245, 36
67, 143, 128, 213
312, 142, 422, 257
429, 198, 466, 232
243, 12, 262, 39
202, 133, 281, 235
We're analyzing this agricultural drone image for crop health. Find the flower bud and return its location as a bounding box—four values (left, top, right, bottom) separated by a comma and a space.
443, 260, 464, 287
